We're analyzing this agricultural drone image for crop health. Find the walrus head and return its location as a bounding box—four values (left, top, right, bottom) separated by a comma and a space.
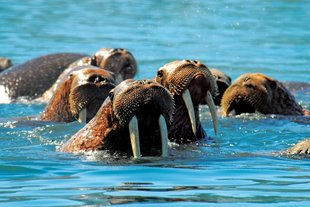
155, 60, 218, 143
284, 138, 310, 156
69, 68, 116, 123
0, 57, 12, 72
221, 73, 304, 116
210, 68, 231, 106
61, 79, 174, 158
89, 48, 137, 83
40, 68, 115, 123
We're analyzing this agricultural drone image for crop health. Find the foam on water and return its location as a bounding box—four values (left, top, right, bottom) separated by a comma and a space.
0, 85, 11, 104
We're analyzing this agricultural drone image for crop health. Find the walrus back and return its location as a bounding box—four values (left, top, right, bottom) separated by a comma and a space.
0, 53, 87, 102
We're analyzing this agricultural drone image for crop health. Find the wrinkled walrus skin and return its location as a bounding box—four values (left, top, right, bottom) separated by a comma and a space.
221, 73, 307, 116
60, 79, 174, 157
39, 48, 137, 102
155, 60, 218, 144
40, 67, 115, 123
0, 53, 87, 102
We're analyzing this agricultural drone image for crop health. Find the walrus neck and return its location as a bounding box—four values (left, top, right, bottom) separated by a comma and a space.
169, 100, 205, 144
270, 82, 304, 115
40, 79, 75, 122
61, 102, 115, 152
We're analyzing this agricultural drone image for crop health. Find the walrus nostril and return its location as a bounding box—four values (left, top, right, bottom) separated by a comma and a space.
137, 80, 150, 85
243, 77, 251, 82
157, 70, 164, 78
88, 75, 106, 83
123, 61, 132, 71
90, 56, 97, 66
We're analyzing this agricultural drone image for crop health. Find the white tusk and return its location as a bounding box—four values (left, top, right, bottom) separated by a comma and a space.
231, 109, 236, 116
205, 91, 218, 135
128, 116, 141, 159
182, 89, 197, 135
78, 108, 87, 123
115, 74, 123, 84
159, 115, 168, 157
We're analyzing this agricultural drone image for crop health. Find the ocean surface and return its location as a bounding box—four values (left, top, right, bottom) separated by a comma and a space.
0, 0, 310, 206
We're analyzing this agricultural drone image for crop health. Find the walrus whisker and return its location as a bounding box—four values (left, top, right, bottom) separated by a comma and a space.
182, 89, 197, 135
129, 115, 141, 159
205, 91, 218, 135
159, 115, 168, 157
78, 108, 87, 123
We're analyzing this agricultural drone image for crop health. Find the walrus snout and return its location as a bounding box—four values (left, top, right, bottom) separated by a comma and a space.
111, 79, 174, 127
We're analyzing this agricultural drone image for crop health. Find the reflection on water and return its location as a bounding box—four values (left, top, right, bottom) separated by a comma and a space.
1, 156, 309, 206
1, 0, 310, 206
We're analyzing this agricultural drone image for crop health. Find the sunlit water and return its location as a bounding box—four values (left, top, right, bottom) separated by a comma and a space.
1, 0, 310, 206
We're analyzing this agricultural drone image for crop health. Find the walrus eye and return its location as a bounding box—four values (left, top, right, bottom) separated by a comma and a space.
90, 56, 97, 66
123, 62, 132, 71
157, 70, 164, 78
269, 80, 277, 89
109, 90, 114, 100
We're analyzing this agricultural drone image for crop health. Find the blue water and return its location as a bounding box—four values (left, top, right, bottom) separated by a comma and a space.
1, 0, 310, 206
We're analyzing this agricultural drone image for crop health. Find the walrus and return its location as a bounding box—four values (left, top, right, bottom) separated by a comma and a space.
0, 53, 86, 102
284, 138, 310, 156
210, 68, 231, 106
155, 60, 218, 144
60, 79, 174, 158
40, 67, 116, 123
39, 48, 137, 102
221, 73, 308, 116
0, 57, 12, 72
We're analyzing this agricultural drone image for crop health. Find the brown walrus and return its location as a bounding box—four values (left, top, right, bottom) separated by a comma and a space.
0, 53, 87, 102
284, 138, 310, 156
155, 60, 218, 143
0, 57, 12, 72
221, 73, 308, 116
39, 48, 137, 102
60, 79, 174, 158
210, 68, 231, 106
40, 67, 115, 123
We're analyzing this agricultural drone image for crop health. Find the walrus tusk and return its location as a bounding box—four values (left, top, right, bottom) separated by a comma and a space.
78, 108, 87, 123
159, 115, 168, 157
129, 116, 141, 159
115, 74, 124, 84
205, 91, 218, 135
182, 89, 197, 135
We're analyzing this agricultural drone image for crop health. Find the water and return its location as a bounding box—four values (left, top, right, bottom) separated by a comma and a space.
1, 0, 310, 206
